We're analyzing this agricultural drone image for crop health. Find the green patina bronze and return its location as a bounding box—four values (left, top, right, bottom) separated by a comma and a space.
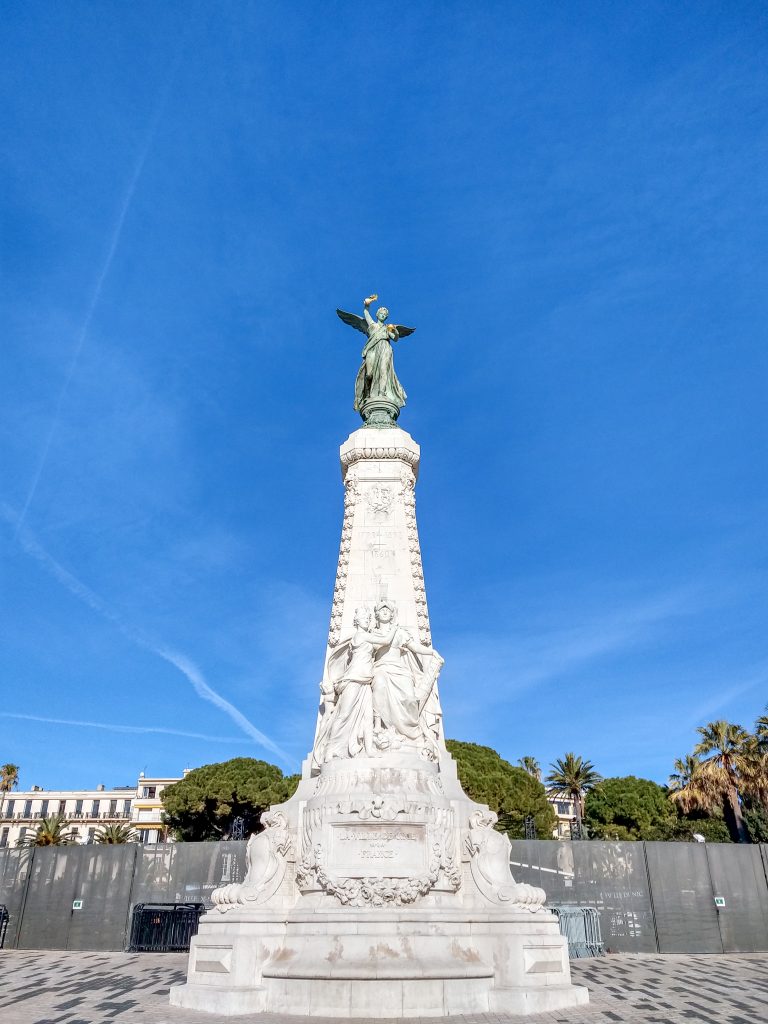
336, 296, 415, 428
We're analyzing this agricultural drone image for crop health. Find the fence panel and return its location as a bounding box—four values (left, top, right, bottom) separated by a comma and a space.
509, 840, 656, 953
130, 841, 247, 909
705, 844, 768, 952
644, 841, 722, 953
0, 847, 34, 948
17, 846, 82, 949
15, 844, 138, 951
66, 845, 138, 950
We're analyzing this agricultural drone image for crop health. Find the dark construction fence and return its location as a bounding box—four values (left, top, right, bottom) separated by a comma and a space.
0, 840, 767, 954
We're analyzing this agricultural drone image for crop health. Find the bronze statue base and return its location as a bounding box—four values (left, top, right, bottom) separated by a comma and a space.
360, 398, 400, 428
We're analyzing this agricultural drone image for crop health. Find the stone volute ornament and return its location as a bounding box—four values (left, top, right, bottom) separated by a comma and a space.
337, 294, 415, 427
170, 300, 589, 1018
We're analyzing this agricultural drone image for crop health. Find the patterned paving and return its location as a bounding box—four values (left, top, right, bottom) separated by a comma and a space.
0, 950, 766, 1024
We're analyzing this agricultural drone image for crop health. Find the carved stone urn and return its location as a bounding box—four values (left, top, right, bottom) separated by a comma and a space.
170, 426, 589, 1017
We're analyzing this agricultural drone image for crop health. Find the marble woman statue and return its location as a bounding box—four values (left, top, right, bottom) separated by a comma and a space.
313, 607, 394, 765
336, 295, 415, 421
371, 600, 444, 756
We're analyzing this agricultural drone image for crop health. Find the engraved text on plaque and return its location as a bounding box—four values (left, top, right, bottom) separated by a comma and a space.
330, 823, 427, 878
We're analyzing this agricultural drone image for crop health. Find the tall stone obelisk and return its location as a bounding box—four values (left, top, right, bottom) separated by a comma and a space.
170, 297, 589, 1017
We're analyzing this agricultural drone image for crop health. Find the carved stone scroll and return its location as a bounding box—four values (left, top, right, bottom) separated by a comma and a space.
466, 810, 546, 912
212, 811, 292, 912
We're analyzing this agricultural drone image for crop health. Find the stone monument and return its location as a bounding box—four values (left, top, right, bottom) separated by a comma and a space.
170, 296, 589, 1017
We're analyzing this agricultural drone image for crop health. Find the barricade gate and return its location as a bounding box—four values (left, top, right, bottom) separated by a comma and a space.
128, 902, 204, 952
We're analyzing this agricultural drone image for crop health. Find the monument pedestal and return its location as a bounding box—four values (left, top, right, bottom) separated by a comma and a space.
171, 909, 587, 1017
171, 426, 589, 1017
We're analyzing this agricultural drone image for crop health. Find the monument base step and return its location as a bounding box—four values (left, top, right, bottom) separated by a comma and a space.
170, 976, 590, 1018
490, 983, 591, 1014
169, 982, 267, 1014
171, 910, 589, 1017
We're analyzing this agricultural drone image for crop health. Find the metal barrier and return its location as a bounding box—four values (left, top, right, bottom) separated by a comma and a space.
0, 905, 8, 949
128, 902, 204, 952
2, 841, 767, 954
551, 905, 605, 958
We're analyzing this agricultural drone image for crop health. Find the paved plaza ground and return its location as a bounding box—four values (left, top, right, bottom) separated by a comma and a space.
0, 950, 766, 1024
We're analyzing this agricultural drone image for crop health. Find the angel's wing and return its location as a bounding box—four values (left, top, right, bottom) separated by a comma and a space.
391, 325, 416, 338
336, 309, 368, 334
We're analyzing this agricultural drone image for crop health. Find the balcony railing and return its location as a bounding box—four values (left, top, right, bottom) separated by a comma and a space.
0, 810, 132, 822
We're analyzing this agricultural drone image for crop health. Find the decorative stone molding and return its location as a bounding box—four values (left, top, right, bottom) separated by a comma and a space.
466, 810, 546, 912
312, 766, 444, 797
297, 801, 460, 908
327, 468, 360, 647
340, 445, 419, 481
400, 469, 431, 645
211, 811, 292, 911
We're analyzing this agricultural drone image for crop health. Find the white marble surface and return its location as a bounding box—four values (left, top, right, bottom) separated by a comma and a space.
171, 427, 589, 1017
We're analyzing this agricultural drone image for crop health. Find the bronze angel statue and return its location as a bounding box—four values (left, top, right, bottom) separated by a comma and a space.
336, 295, 415, 426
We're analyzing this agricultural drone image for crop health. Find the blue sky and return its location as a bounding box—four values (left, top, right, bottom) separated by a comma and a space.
2, 1, 767, 790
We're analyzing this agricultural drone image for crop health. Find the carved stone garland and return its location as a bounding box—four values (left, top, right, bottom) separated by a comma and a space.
296, 804, 461, 909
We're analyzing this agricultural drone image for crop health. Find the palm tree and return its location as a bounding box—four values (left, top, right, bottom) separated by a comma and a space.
17, 814, 77, 847
739, 736, 768, 811
693, 720, 751, 843
518, 756, 541, 781
545, 753, 602, 828
0, 763, 20, 819
94, 823, 138, 844
668, 754, 720, 814
755, 706, 768, 750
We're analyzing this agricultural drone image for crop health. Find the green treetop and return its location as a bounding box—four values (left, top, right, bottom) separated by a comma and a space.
584, 775, 676, 840
447, 739, 556, 839
161, 757, 300, 842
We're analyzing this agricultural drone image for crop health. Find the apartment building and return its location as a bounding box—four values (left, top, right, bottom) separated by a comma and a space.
0, 772, 183, 847
549, 796, 578, 838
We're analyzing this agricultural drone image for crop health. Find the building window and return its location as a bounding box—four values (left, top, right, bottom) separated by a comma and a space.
74, 799, 84, 816
87, 828, 96, 844
0, 827, 8, 847
4, 800, 14, 818
58, 800, 66, 814
109, 800, 118, 816
141, 786, 157, 799
138, 829, 151, 844
123, 800, 132, 816
91, 801, 100, 817
40, 800, 49, 818
18, 827, 27, 843
24, 800, 33, 817
556, 802, 572, 816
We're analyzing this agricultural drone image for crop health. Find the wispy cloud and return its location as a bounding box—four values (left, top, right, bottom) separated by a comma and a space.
0, 712, 242, 744
683, 662, 768, 728
14, 49, 181, 534
0, 503, 292, 766
442, 584, 707, 700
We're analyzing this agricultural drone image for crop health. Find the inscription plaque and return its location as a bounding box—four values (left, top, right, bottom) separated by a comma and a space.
330, 822, 427, 878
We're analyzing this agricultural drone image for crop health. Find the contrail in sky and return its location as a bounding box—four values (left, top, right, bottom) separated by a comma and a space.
0, 712, 243, 745
14, 50, 180, 536
1, 504, 292, 766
